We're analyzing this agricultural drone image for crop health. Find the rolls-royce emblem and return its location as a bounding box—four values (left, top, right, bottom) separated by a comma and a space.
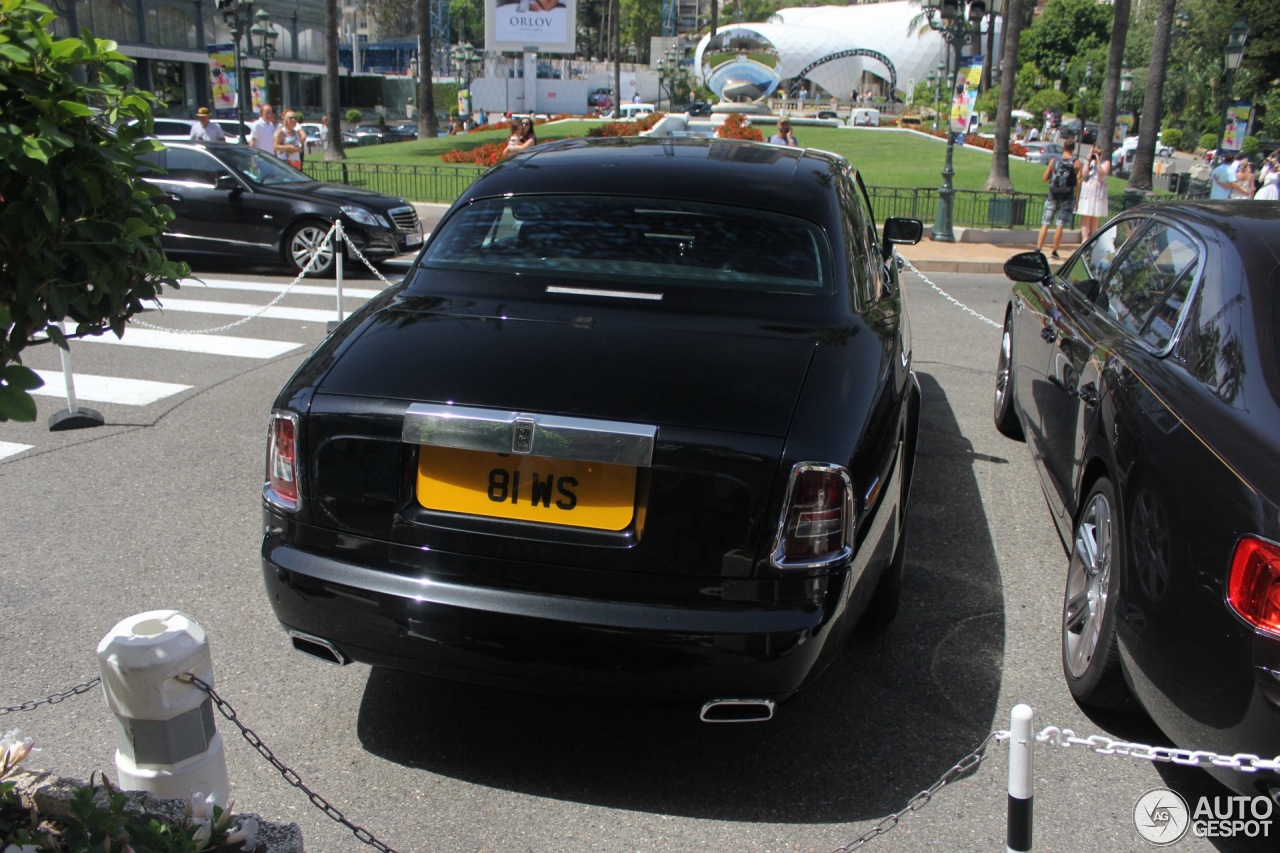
512, 418, 535, 453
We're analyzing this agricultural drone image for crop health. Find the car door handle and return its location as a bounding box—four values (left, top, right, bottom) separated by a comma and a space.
1078, 382, 1100, 406
164, 192, 183, 203
1041, 325, 1057, 343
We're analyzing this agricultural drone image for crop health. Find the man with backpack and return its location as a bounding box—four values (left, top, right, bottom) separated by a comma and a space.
1035, 136, 1083, 260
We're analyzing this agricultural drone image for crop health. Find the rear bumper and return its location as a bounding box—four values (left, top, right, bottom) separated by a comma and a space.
261, 521, 851, 704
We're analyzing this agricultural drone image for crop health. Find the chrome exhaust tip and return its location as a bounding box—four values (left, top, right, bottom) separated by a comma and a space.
699, 698, 776, 723
288, 630, 348, 666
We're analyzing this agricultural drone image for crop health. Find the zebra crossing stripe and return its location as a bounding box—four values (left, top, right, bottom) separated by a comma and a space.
32, 370, 191, 406
182, 278, 386, 300
86, 328, 302, 359
0, 442, 33, 461
148, 298, 341, 324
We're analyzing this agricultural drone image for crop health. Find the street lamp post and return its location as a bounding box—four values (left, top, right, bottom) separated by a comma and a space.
216, 0, 255, 144
1077, 59, 1092, 128
1218, 19, 1249, 156
921, 0, 1004, 243
926, 70, 938, 130
451, 42, 479, 120
251, 8, 278, 110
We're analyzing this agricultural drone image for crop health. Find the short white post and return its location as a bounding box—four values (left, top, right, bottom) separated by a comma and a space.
1007, 703, 1035, 852
97, 610, 229, 805
334, 218, 345, 324
48, 321, 103, 431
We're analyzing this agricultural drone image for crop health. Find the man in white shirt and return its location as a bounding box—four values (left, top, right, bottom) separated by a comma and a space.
189, 107, 226, 142
1209, 154, 1239, 199
248, 103, 277, 154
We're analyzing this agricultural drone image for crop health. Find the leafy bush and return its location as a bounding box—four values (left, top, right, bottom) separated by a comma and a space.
0, 0, 188, 422
1242, 135, 1260, 157
716, 112, 763, 142
441, 142, 507, 167
585, 113, 664, 138
1198, 131, 1219, 151
1159, 127, 1184, 151
345, 108, 363, 123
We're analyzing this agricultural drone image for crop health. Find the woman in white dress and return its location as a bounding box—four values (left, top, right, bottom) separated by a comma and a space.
1076, 150, 1109, 241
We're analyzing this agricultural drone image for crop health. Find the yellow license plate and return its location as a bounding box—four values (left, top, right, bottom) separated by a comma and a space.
416, 446, 637, 530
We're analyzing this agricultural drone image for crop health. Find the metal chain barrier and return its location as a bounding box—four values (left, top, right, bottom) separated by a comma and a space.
1, 676, 101, 715
131, 221, 341, 336
345, 233, 404, 291
175, 672, 401, 853
1035, 726, 1280, 773
900, 257, 1002, 330
829, 730, 1007, 851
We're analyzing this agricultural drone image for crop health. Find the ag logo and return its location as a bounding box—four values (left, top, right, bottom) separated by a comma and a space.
1134, 787, 1190, 845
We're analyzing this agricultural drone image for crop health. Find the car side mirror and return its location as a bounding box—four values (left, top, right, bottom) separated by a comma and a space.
214, 173, 239, 192
882, 217, 923, 258
1004, 250, 1051, 283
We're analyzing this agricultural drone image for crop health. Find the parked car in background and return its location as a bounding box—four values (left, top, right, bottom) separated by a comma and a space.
616, 103, 656, 121
681, 102, 713, 116
260, 137, 926, 720
1061, 119, 1099, 145
1111, 134, 1176, 176
300, 122, 323, 153
994, 202, 1280, 798
588, 87, 614, 109
138, 141, 423, 275
145, 117, 248, 143
850, 108, 880, 126
1022, 141, 1063, 164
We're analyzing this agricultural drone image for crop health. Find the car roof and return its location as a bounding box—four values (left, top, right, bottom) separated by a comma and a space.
459, 137, 849, 221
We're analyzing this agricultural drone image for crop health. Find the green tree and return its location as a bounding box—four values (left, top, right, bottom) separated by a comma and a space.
985, 0, 1035, 193
1019, 0, 1111, 85
0, 0, 187, 422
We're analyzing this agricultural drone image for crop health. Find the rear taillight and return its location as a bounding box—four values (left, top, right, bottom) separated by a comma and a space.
771, 463, 855, 570
1227, 536, 1280, 637
265, 411, 301, 511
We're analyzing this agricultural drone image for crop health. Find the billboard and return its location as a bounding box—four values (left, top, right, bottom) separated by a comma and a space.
208, 44, 237, 118
1222, 101, 1252, 153
950, 54, 983, 136
486, 0, 577, 55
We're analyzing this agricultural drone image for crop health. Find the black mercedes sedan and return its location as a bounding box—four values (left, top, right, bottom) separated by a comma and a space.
139, 141, 423, 275
261, 137, 924, 720
994, 202, 1280, 798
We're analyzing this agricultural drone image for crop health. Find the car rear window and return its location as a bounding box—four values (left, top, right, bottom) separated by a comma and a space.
417, 195, 832, 294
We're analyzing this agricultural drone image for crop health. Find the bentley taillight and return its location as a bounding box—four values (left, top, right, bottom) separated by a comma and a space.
265, 411, 301, 511
772, 463, 855, 569
1227, 536, 1280, 637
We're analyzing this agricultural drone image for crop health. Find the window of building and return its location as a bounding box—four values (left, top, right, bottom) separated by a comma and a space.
75, 0, 140, 42
146, 4, 197, 49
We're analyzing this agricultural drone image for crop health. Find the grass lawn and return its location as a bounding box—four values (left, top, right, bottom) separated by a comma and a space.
337, 121, 1129, 197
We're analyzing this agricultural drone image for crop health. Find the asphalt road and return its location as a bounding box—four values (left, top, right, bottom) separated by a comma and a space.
0, 257, 1272, 853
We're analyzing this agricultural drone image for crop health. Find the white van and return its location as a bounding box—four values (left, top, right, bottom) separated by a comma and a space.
618, 103, 656, 121
849, 108, 880, 127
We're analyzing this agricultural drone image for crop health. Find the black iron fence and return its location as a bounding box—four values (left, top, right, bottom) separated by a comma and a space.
301, 161, 487, 205
303, 161, 1181, 230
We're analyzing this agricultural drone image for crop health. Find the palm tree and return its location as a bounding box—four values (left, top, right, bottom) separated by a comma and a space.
1095, 0, 1131, 168
324, 0, 344, 160
416, 0, 438, 140
984, 0, 1032, 191
1128, 0, 1176, 193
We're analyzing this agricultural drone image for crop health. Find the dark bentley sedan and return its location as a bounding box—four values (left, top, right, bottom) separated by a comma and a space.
262, 137, 923, 720
994, 202, 1280, 797
139, 141, 423, 275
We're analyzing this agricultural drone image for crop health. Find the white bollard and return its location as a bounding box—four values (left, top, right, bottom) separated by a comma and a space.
96, 610, 229, 805
1007, 703, 1035, 852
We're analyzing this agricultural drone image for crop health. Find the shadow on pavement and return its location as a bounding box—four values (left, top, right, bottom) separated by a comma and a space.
354, 371, 1007, 824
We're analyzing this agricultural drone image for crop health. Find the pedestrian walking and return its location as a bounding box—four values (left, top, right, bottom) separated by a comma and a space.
249, 103, 277, 154
189, 107, 226, 142
1076, 150, 1109, 242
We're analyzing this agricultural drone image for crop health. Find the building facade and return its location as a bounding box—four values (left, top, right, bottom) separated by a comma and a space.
56, 0, 328, 119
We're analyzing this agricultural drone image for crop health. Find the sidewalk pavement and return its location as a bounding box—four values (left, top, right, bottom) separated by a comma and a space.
410, 202, 1073, 276
896, 227, 1080, 275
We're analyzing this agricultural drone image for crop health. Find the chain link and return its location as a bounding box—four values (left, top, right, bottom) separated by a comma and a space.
132, 222, 341, 336
1, 677, 102, 715
345, 234, 404, 291
175, 672, 401, 853
1035, 726, 1280, 773
829, 731, 1006, 851
901, 257, 1002, 330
